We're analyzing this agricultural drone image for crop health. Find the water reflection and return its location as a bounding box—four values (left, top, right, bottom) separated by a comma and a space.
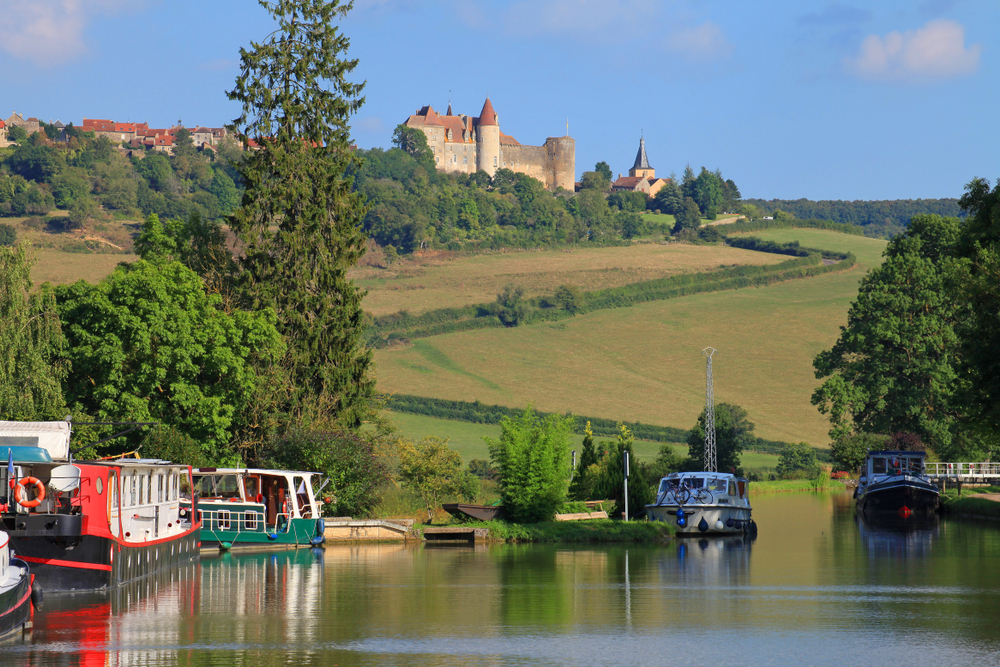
8, 493, 1000, 667
856, 513, 940, 559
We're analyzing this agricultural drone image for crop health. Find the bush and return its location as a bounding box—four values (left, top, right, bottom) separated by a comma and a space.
776, 442, 821, 479
0, 223, 15, 246
832, 432, 886, 473
485, 408, 573, 523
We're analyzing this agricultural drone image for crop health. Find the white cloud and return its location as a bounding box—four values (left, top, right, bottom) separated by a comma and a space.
0, 0, 137, 68
664, 22, 733, 63
845, 19, 980, 82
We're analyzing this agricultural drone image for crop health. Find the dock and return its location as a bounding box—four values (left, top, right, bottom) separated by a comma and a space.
422, 526, 490, 544
324, 518, 417, 542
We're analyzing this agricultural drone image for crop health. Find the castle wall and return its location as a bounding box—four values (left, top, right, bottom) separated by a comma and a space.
499, 144, 548, 184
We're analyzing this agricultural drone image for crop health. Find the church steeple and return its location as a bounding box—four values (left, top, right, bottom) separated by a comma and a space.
628, 136, 655, 179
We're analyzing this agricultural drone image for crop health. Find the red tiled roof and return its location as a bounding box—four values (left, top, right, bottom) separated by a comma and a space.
478, 97, 497, 126
423, 106, 444, 127
440, 115, 471, 142
0, 120, 5, 129
499, 132, 520, 146
82, 118, 115, 132
612, 176, 643, 189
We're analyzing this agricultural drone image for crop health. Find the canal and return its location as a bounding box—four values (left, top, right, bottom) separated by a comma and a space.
10, 491, 1000, 666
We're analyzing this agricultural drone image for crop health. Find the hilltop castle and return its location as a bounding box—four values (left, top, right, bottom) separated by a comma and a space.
402, 97, 575, 192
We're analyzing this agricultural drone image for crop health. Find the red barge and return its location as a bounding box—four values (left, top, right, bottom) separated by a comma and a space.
0, 421, 201, 592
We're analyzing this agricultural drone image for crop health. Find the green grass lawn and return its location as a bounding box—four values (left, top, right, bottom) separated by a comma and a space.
375, 229, 886, 448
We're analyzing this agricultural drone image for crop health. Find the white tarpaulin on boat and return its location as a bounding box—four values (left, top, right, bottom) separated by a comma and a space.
0, 421, 71, 460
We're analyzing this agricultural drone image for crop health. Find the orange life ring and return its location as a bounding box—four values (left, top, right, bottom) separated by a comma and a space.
15, 477, 46, 508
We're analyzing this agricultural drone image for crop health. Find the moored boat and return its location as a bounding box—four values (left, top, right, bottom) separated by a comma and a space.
0, 530, 33, 639
646, 471, 756, 535
188, 468, 326, 551
856, 450, 940, 516
0, 421, 202, 592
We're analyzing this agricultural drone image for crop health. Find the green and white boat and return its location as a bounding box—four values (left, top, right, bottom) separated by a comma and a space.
186, 468, 326, 551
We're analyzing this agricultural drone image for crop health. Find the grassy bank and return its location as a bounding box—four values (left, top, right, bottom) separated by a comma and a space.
419, 518, 675, 543
940, 486, 1000, 520
751, 478, 846, 493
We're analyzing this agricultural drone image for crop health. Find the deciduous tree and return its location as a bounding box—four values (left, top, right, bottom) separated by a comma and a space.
686, 403, 755, 473
399, 436, 477, 522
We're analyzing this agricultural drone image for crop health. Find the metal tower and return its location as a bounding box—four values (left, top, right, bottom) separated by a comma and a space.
702, 347, 717, 472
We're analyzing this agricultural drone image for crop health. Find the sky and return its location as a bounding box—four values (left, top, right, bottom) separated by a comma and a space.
1, 0, 997, 200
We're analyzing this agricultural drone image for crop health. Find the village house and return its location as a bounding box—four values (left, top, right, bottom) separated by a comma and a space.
611, 137, 670, 198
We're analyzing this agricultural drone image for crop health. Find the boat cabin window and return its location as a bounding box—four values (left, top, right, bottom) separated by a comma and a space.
906, 458, 922, 474
195, 474, 241, 499
658, 479, 675, 494
728, 481, 737, 496
713, 479, 727, 492
872, 458, 887, 474
244, 476, 262, 501
128, 472, 137, 507
685, 477, 704, 489
180, 472, 191, 500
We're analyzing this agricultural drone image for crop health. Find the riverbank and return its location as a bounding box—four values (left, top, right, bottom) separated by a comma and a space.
751, 478, 845, 494
941, 486, 1000, 520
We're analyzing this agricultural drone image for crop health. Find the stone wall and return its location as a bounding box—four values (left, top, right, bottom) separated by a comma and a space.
499, 144, 548, 184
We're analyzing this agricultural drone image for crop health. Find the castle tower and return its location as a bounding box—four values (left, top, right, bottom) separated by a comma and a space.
475, 97, 500, 177
545, 136, 576, 192
629, 136, 655, 179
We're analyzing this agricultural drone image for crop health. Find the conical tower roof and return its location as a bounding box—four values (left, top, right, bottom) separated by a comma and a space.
478, 97, 498, 126
632, 136, 651, 170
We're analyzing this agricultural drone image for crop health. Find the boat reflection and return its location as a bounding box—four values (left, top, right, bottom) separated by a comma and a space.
662, 534, 755, 586
856, 512, 940, 559
19, 548, 324, 665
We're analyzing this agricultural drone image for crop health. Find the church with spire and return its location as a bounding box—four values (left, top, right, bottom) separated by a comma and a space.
401, 97, 575, 192
611, 137, 670, 198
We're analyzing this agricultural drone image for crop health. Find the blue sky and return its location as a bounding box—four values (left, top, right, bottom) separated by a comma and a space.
1, 0, 996, 200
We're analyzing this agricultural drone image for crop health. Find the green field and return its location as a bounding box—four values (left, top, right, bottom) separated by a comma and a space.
388, 411, 782, 470
354, 241, 786, 317
375, 228, 887, 448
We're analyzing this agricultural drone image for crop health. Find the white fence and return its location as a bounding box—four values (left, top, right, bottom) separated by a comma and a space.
924, 462, 1000, 480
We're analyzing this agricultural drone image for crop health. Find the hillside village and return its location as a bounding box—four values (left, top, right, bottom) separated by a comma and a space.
0, 111, 234, 153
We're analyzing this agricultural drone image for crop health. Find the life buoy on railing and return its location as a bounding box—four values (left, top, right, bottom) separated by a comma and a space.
15, 477, 46, 508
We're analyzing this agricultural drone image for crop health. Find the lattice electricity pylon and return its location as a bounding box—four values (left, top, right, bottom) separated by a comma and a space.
702, 347, 717, 472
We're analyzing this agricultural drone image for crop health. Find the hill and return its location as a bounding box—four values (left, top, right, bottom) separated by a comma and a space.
373, 228, 886, 447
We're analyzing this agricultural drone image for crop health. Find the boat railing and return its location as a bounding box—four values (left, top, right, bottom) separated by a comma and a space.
197, 507, 291, 535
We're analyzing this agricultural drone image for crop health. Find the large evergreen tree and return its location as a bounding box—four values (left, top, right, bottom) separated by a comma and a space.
227, 0, 374, 429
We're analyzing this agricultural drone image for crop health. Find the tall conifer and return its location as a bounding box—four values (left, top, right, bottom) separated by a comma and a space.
227, 0, 374, 428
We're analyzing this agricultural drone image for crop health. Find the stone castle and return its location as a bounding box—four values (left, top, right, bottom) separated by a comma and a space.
403, 97, 575, 191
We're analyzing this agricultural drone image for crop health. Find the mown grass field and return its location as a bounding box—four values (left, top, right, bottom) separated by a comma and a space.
388, 411, 782, 470
3, 214, 140, 285
353, 242, 788, 317
376, 229, 887, 448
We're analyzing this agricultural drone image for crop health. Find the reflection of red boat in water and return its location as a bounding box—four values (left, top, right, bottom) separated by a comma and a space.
1, 421, 202, 591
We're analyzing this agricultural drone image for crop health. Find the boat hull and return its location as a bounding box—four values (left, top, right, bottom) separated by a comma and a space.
12, 529, 200, 592
0, 560, 31, 639
196, 503, 325, 550
858, 477, 940, 515
647, 504, 753, 535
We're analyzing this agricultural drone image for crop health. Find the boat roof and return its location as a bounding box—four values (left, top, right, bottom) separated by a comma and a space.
867, 450, 926, 457
3, 445, 54, 463
0, 421, 70, 460
661, 471, 746, 481
194, 467, 321, 477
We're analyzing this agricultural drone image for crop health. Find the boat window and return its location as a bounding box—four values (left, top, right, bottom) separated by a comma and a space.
140, 473, 147, 505
180, 471, 192, 500
713, 479, 727, 492
658, 479, 675, 494
157, 474, 164, 503
907, 458, 922, 474
686, 478, 704, 489
728, 481, 737, 496
216, 475, 241, 499
872, 458, 887, 474
129, 473, 137, 507
244, 476, 261, 501
111, 472, 119, 508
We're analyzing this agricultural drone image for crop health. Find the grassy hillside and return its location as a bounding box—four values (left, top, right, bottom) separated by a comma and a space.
375, 229, 886, 448
354, 242, 788, 317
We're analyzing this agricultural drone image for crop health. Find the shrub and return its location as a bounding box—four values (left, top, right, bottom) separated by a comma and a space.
398, 436, 478, 522
776, 442, 821, 479
485, 408, 573, 523
0, 223, 15, 246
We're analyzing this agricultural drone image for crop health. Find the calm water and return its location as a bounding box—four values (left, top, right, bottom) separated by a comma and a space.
7, 491, 1000, 666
